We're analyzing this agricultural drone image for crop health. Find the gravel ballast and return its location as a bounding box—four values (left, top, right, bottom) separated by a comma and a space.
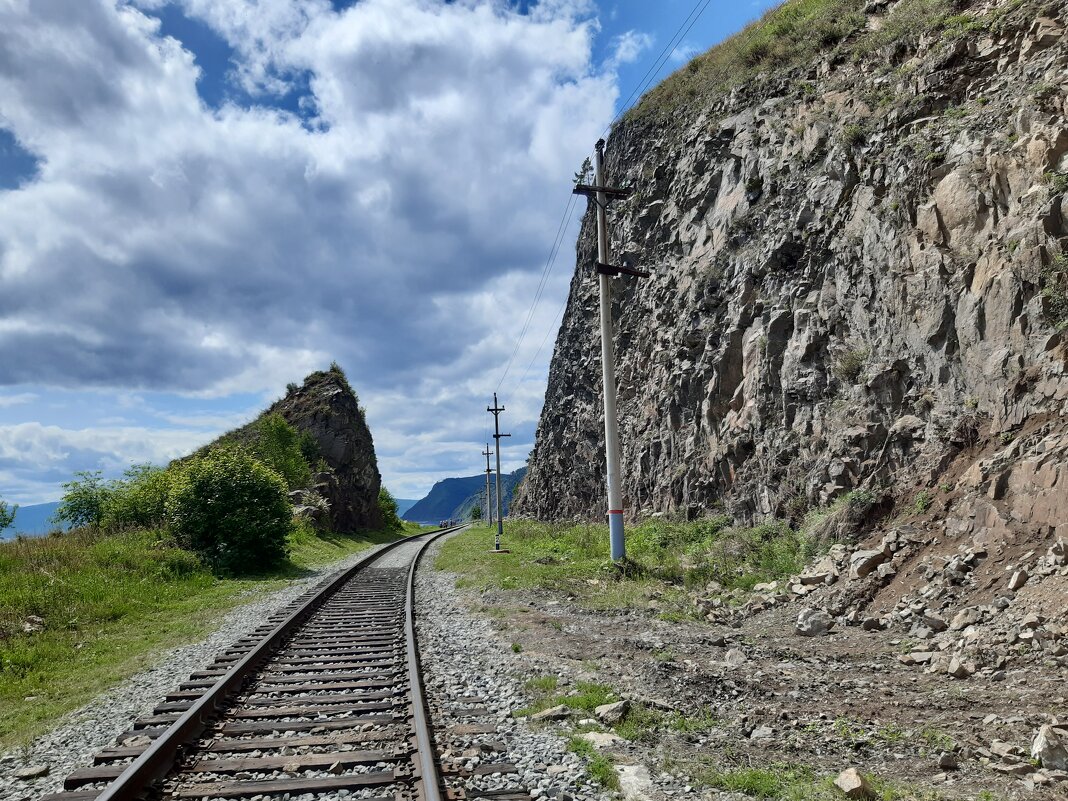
416, 540, 614, 801
0, 542, 399, 801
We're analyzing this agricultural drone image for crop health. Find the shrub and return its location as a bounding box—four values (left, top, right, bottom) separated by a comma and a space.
378, 488, 403, 531
840, 123, 866, 147
248, 414, 313, 491
833, 347, 870, 383
166, 450, 290, 574
54, 471, 112, 529
0, 499, 16, 532
101, 464, 172, 530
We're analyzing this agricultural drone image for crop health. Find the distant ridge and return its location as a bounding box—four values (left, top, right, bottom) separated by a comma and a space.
0, 501, 65, 540
404, 468, 526, 523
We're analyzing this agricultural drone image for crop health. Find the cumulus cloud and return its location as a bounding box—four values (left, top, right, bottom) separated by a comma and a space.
0, 0, 621, 501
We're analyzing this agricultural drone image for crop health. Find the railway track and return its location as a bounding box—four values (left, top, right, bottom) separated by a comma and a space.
39, 526, 525, 801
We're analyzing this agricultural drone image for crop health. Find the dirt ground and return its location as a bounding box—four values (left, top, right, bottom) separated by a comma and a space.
457, 581, 1066, 800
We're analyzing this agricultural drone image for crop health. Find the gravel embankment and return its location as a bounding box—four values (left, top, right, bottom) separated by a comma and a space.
0, 542, 398, 801
416, 541, 614, 801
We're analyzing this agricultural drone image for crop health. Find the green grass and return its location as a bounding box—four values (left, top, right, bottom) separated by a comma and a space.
0, 522, 415, 747
436, 518, 820, 615
567, 735, 620, 790
626, 0, 982, 123
515, 680, 620, 717
675, 759, 946, 801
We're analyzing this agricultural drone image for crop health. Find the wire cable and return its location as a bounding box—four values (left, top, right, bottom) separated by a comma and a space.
493, 0, 716, 401
493, 192, 578, 392
603, 0, 715, 136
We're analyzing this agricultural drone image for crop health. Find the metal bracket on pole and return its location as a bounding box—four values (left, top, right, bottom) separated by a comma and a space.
596, 261, 650, 279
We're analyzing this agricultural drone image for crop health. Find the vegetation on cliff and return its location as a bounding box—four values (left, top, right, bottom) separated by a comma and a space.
631, 0, 1021, 122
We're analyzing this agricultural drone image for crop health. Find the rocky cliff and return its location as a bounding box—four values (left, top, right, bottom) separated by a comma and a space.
514, 0, 1068, 549
273, 368, 382, 532
211, 366, 383, 532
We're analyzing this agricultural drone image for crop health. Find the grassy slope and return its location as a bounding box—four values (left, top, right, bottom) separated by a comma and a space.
436, 517, 821, 619
628, 0, 1001, 123
0, 522, 426, 748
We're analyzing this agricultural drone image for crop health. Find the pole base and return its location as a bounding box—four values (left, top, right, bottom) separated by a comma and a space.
488, 548, 511, 554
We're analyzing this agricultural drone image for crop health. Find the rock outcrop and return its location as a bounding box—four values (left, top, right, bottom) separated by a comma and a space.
270, 368, 382, 532
210, 367, 383, 532
514, 0, 1068, 548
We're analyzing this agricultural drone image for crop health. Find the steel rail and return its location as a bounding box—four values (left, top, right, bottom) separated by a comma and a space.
91, 524, 465, 801
404, 525, 463, 801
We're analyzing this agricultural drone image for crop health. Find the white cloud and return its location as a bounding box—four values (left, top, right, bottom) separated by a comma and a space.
0, 0, 619, 502
0, 393, 37, 408
606, 29, 653, 69
670, 42, 700, 63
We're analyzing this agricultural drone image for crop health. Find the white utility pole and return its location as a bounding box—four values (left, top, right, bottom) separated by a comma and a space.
488, 394, 510, 552
573, 139, 647, 561
594, 140, 625, 561
482, 443, 494, 525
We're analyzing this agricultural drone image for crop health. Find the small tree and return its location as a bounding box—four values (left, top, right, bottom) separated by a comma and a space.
470, 504, 482, 521
249, 414, 312, 490
101, 464, 172, 530
166, 450, 290, 574
573, 156, 593, 186
0, 499, 17, 531
54, 471, 112, 528
378, 488, 403, 531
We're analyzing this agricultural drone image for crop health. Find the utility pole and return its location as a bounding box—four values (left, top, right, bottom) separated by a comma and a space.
482, 443, 494, 525
487, 393, 510, 552
573, 138, 648, 562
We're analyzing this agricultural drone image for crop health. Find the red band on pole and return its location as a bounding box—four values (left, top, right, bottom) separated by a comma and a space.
608, 509, 623, 514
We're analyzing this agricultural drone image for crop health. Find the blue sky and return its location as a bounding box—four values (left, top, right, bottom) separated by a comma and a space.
0, 0, 779, 505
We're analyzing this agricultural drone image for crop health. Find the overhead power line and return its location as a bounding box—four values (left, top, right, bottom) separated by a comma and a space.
493, 0, 716, 399
493, 193, 578, 392
604, 0, 715, 135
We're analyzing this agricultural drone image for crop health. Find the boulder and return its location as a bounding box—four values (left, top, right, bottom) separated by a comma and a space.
531, 704, 570, 721
833, 768, 874, 799
1032, 725, 1068, 771
1008, 569, 1029, 591
849, 549, 887, 579
950, 608, 981, 631
13, 765, 49, 780
723, 648, 748, 667
799, 555, 839, 585
795, 608, 835, 637
579, 731, 624, 749
594, 700, 630, 725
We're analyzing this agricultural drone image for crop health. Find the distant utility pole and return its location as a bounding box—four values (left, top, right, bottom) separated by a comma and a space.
573, 138, 648, 562
487, 393, 510, 552
482, 443, 495, 525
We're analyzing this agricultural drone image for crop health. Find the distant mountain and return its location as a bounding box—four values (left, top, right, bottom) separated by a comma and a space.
1, 501, 65, 540
394, 499, 418, 517
404, 468, 526, 523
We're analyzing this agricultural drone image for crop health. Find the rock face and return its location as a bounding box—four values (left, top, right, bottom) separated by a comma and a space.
513, 0, 1068, 534
256, 368, 382, 532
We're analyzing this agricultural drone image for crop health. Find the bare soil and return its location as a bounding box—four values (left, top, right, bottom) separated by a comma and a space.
458, 581, 1066, 800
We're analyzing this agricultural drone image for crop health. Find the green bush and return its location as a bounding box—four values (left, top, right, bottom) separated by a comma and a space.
54, 471, 112, 529
378, 488, 402, 531
166, 450, 290, 574
247, 414, 313, 491
0, 500, 16, 532
100, 464, 172, 530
